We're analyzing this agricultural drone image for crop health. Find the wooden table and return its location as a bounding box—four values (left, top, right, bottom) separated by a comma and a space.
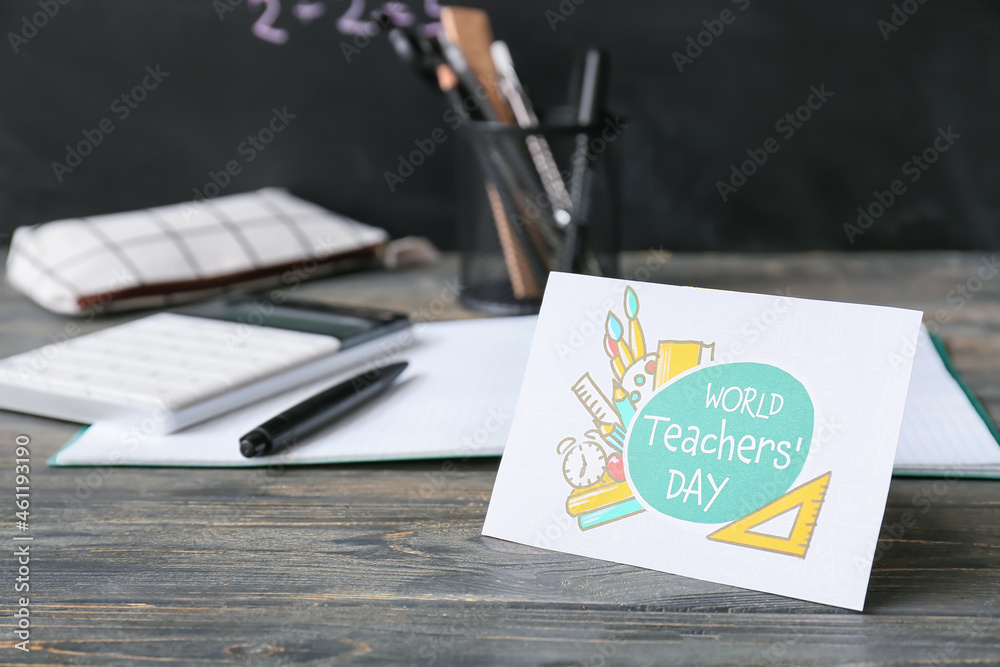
1, 252, 999, 666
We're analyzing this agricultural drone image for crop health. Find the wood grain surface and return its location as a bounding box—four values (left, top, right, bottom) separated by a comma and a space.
1, 252, 999, 666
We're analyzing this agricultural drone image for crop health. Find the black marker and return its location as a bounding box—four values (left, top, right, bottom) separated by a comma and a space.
561, 49, 610, 274
239, 362, 408, 458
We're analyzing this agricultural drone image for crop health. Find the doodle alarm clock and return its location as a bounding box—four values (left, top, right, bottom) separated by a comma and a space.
557, 434, 608, 488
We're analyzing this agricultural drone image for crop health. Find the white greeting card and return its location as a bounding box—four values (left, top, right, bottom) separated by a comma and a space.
483, 273, 923, 610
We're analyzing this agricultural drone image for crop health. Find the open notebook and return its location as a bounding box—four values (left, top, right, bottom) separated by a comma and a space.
894, 327, 1000, 476
50, 319, 1000, 476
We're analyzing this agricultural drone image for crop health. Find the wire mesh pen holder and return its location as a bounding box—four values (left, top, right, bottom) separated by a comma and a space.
457, 115, 618, 315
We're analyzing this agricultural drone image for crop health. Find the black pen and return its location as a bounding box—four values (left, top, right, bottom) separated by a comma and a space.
239, 362, 408, 458
560, 49, 610, 274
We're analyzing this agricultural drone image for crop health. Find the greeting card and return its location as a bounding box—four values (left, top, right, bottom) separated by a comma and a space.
483, 273, 923, 610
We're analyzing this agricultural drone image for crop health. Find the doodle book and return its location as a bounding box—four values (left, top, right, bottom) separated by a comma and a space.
483, 273, 923, 610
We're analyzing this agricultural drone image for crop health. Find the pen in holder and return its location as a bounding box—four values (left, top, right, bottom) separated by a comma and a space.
457, 109, 618, 315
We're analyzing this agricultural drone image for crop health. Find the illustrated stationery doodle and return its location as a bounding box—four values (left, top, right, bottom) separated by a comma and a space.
556, 285, 827, 556
484, 273, 923, 610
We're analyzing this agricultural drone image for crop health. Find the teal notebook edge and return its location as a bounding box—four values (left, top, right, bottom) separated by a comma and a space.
47, 425, 90, 467
928, 332, 1000, 446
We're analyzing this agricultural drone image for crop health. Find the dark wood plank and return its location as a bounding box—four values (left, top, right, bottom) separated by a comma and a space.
1, 252, 999, 665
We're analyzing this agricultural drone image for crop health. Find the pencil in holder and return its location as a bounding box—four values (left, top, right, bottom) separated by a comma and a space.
456, 112, 618, 315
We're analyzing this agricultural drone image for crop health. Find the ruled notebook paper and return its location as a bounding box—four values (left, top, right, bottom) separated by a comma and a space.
51, 317, 537, 467
893, 327, 1000, 476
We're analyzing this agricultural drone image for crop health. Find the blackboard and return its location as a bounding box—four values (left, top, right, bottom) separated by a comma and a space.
2, 0, 999, 250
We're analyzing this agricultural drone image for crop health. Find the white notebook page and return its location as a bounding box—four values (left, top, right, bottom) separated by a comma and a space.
894, 327, 1000, 473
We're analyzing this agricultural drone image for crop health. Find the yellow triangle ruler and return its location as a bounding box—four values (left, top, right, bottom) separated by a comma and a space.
706, 472, 832, 558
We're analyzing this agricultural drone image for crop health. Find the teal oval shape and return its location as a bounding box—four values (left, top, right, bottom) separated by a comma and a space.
624, 362, 814, 524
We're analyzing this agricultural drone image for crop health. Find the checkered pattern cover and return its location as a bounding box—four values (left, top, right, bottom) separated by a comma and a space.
5, 188, 389, 315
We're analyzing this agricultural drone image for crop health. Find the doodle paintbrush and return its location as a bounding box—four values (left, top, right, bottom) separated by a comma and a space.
624, 286, 645, 357
604, 334, 626, 378
606, 312, 633, 366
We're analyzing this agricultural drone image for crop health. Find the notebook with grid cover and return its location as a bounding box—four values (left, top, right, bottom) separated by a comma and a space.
5, 188, 388, 315
0, 301, 411, 434
0, 313, 338, 433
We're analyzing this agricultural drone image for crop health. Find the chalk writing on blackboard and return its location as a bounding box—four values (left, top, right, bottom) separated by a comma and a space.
244, 0, 441, 45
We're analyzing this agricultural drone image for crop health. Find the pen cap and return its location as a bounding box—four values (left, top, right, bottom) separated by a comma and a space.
575, 49, 611, 127
240, 430, 272, 457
